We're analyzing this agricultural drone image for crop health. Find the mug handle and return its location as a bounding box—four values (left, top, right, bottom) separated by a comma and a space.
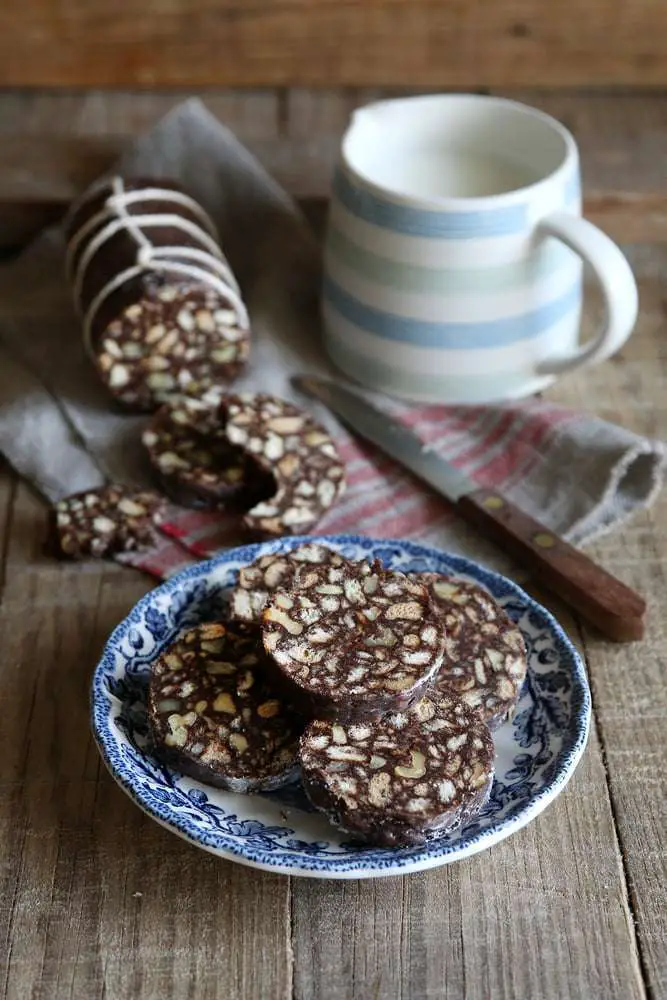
534, 211, 638, 376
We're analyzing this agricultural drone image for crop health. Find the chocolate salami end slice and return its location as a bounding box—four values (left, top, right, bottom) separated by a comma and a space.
92, 284, 250, 412
230, 542, 354, 623
142, 395, 272, 510
223, 394, 346, 538
419, 574, 528, 728
300, 693, 495, 848
53, 484, 168, 559
262, 563, 445, 722
148, 622, 305, 792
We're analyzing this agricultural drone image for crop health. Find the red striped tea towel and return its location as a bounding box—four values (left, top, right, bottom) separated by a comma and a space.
118, 393, 666, 581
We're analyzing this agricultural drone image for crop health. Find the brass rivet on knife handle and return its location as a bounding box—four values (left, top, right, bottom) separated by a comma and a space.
482, 495, 505, 510
533, 532, 556, 549
456, 487, 646, 643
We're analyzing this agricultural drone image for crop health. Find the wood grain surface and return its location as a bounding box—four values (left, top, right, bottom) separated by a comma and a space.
1, 0, 667, 88
551, 243, 667, 998
291, 705, 646, 1000
0, 88, 666, 1000
0, 89, 666, 251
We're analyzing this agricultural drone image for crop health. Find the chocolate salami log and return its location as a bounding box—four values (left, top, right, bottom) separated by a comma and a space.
65, 177, 250, 411
300, 693, 495, 847
418, 574, 528, 728
262, 561, 445, 722
148, 621, 305, 793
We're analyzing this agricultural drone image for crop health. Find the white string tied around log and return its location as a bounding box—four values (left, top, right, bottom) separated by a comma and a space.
67, 177, 248, 358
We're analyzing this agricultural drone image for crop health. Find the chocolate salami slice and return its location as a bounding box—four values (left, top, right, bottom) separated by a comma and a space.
300, 692, 495, 847
419, 574, 528, 728
142, 395, 272, 510
65, 176, 250, 411
230, 542, 353, 623
262, 562, 445, 722
53, 484, 168, 559
222, 394, 346, 538
148, 621, 305, 792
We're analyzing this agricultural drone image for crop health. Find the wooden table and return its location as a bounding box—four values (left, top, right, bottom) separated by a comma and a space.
0, 90, 665, 1000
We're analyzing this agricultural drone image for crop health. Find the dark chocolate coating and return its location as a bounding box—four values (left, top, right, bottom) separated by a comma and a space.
66, 178, 224, 346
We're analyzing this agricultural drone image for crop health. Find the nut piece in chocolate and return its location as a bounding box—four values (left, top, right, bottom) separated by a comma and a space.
419, 574, 528, 728
300, 693, 495, 847
262, 562, 445, 721
230, 542, 355, 623
148, 621, 305, 793
66, 177, 251, 411
142, 395, 273, 510
53, 484, 168, 559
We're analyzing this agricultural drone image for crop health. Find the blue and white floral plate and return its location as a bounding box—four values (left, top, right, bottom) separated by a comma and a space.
91, 535, 591, 879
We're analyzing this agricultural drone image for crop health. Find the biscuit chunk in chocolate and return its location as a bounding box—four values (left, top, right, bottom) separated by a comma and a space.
142, 395, 272, 510
222, 394, 346, 538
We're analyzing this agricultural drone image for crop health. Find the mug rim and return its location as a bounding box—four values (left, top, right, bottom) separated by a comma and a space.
340, 93, 578, 212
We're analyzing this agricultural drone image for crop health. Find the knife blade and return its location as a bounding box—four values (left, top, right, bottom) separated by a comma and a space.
294, 374, 646, 642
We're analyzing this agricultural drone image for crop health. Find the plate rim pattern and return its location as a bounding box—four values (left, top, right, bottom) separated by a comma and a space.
91, 534, 591, 878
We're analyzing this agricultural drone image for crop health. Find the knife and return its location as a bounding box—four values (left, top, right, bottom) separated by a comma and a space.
294, 374, 646, 642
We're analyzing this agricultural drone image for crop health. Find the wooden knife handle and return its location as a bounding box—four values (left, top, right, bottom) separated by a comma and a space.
456, 488, 646, 642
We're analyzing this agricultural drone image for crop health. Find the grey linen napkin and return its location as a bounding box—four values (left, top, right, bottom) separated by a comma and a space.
0, 98, 664, 575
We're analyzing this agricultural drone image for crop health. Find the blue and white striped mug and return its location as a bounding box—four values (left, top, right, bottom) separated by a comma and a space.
323, 94, 638, 404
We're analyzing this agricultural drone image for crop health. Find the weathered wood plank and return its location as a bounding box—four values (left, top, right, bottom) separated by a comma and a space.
0, 89, 665, 251
0, 89, 279, 247
0, 89, 279, 137
2, 87, 667, 194
0, 1, 666, 87
548, 245, 667, 998
286, 87, 667, 197
0, 89, 279, 195
291, 598, 646, 1000
1, 187, 663, 258
0, 480, 292, 1000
